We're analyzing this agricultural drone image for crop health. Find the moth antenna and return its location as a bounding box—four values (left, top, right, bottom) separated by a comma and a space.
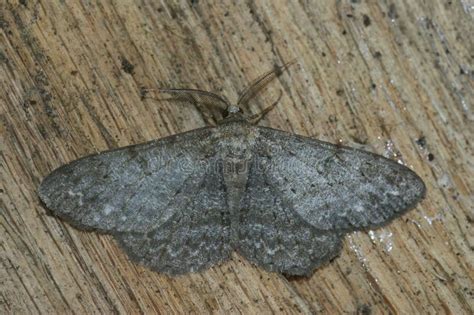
237, 60, 296, 108
247, 90, 283, 124
149, 88, 231, 111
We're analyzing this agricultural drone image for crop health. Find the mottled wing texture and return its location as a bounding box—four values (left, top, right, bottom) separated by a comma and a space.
238, 157, 342, 275
253, 127, 426, 232
39, 127, 217, 234
115, 161, 232, 274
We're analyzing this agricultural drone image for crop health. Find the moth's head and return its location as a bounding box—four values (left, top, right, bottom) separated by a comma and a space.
223, 105, 244, 118
219, 104, 247, 125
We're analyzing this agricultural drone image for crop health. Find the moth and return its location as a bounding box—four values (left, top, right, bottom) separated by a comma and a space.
39, 63, 425, 276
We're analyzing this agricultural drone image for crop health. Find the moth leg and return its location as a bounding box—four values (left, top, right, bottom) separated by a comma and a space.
247, 90, 283, 124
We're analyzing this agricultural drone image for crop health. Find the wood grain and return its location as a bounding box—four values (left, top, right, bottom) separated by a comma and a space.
1, 0, 472, 313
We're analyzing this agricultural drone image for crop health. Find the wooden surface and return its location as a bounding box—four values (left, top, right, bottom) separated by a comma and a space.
1, 0, 473, 313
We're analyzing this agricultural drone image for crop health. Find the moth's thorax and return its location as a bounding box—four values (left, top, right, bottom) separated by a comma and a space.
215, 117, 258, 162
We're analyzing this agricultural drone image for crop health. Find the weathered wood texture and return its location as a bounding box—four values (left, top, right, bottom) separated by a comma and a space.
1, 0, 472, 313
